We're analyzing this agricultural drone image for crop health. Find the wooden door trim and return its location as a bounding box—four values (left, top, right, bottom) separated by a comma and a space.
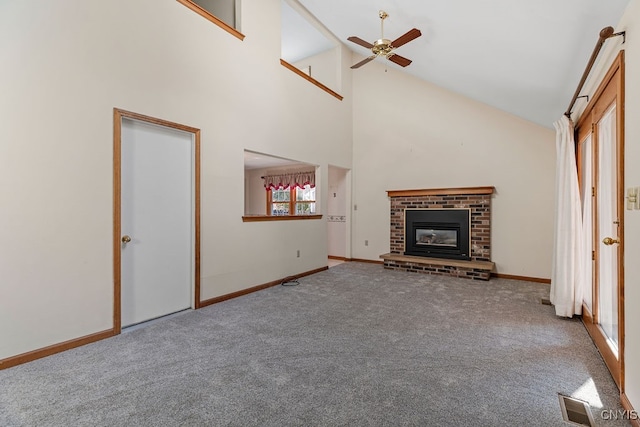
582, 308, 621, 385
591, 130, 597, 327
616, 49, 625, 392
113, 108, 201, 334
576, 51, 623, 130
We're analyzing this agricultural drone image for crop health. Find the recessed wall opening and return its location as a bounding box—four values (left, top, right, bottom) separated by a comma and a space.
177, 0, 244, 40
280, 0, 341, 94
190, 0, 237, 28
243, 150, 320, 220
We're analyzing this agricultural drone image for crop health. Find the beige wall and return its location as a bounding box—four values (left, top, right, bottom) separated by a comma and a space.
0, 0, 352, 360
574, 0, 640, 411
351, 58, 556, 278
622, 0, 640, 407
293, 47, 340, 93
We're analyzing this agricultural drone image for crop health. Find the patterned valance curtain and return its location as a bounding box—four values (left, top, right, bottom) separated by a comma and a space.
263, 169, 315, 190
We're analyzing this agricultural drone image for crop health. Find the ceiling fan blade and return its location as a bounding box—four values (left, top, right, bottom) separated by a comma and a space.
347, 36, 374, 49
391, 28, 422, 48
387, 53, 412, 67
351, 55, 376, 69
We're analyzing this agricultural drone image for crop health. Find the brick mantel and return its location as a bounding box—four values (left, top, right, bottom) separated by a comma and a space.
382, 186, 495, 280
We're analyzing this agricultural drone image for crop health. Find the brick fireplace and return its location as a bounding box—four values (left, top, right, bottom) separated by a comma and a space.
380, 187, 495, 280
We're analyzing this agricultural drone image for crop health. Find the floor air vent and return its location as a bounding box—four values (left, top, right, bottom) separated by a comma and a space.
558, 394, 595, 426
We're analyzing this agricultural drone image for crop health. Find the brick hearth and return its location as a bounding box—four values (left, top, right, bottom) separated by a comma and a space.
381, 187, 495, 280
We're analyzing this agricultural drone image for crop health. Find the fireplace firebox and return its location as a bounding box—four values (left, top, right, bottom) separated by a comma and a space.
404, 209, 470, 261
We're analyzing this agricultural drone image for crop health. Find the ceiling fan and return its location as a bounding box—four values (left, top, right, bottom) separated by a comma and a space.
347, 10, 422, 69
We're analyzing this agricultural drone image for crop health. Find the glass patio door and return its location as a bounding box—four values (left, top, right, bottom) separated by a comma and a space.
576, 52, 624, 390
596, 104, 619, 357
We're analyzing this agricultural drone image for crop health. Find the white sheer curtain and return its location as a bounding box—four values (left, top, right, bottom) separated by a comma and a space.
550, 115, 584, 317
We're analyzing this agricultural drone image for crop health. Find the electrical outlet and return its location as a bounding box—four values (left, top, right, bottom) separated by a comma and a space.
365, 240, 369, 246
296, 250, 300, 258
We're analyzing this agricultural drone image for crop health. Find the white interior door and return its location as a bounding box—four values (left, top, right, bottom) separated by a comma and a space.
121, 118, 193, 327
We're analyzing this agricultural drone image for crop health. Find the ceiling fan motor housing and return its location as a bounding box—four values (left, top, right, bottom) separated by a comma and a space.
373, 39, 393, 56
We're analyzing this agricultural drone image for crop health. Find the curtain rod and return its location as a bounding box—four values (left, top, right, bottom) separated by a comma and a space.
564, 26, 625, 118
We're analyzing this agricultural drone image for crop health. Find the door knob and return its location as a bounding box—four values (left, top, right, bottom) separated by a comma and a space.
122, 235, 132, 243
603, 237, 620, 245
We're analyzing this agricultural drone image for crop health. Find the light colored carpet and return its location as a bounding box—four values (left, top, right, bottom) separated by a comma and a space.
0, 262, 629, 426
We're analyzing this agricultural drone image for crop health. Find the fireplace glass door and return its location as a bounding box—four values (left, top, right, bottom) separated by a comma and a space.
416, 229, 457, 247
405, 209, 470, 260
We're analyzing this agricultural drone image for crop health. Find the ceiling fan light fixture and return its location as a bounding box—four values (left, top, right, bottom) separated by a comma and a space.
347, 11, 422, 69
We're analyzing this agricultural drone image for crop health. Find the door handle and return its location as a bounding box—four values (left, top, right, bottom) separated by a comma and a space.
122, 235, 132, 244
602, 237, 620, 245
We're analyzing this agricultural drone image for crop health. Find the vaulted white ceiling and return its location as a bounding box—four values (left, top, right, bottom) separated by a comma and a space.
291, 0, 630, 128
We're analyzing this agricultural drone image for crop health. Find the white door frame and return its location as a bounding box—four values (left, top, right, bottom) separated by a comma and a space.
327, 165, 352, 261
113, 108, 201, 333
